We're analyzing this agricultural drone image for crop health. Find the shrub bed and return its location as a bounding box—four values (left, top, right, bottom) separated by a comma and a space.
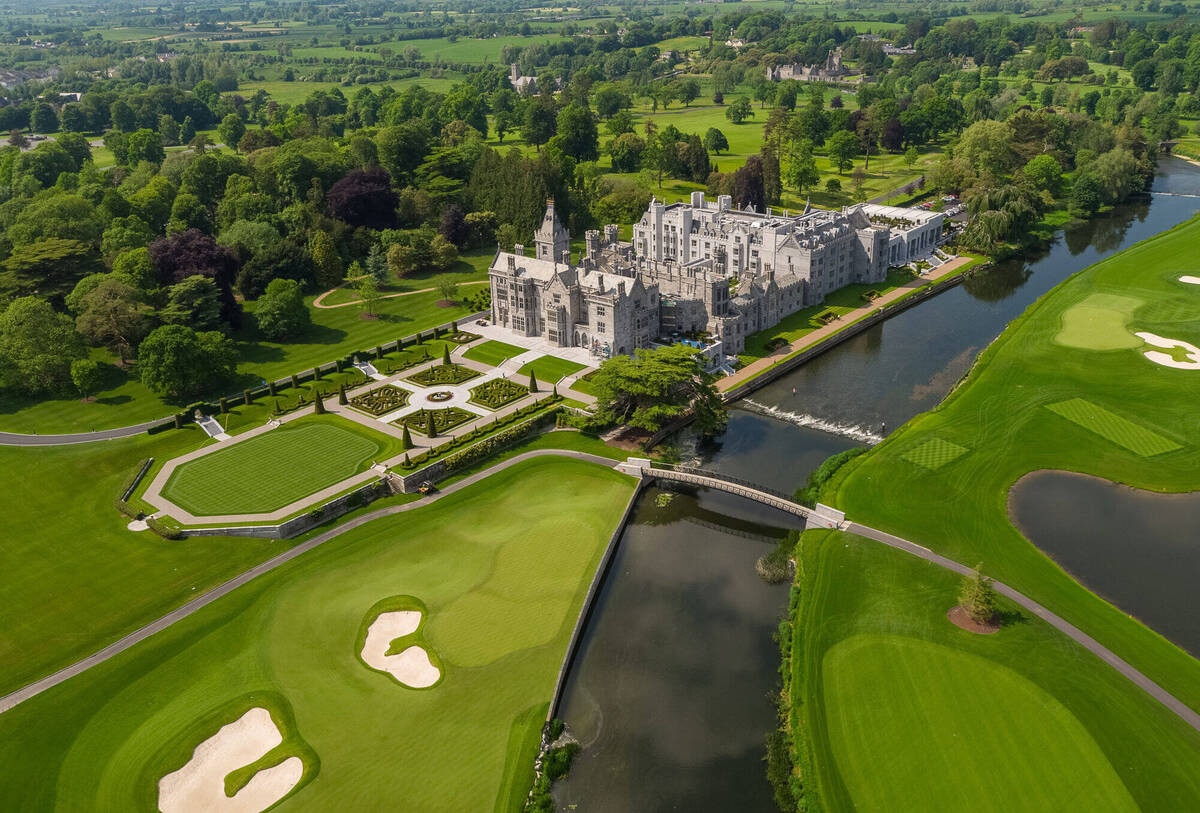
817, 310, 838, 325
398, 407, 475, 435
349, 385, 410, 416
398, 401, 561, 472
469, 378, 529, 409
444, 330, 481, 344
407, 363, 479, 387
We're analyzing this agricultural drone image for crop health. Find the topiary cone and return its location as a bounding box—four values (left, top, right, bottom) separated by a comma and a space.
338, 384, 348, 405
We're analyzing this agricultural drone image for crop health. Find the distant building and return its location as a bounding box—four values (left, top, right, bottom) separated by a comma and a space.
509, 63, 537, 94
883, 44, 916, 56
724, 28, 747, 49
766, 48, 848, 82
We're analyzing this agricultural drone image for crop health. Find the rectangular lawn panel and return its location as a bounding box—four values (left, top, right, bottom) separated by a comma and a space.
516, 355, 588, 384
901, 437, 969, 470
463, 339, 526, 367
1045, 398, 1182, 457
162, 416, 393, 515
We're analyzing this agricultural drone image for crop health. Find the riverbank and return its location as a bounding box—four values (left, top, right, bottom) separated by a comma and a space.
795, 210, 1200, 810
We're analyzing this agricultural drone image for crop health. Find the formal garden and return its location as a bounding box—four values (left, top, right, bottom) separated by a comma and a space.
348, 385, 410, 416
408, 363, 480, 387
398, 407, 475, 436
469, 378, 530, 409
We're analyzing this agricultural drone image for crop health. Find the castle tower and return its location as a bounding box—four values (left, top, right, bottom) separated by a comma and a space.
535, 198, 570, 262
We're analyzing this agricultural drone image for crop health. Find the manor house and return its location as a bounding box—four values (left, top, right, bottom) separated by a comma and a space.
487, 194, 944, 358
765, 48, 849, 82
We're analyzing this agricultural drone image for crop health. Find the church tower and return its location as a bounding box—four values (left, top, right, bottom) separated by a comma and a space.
535, 199, 570, 263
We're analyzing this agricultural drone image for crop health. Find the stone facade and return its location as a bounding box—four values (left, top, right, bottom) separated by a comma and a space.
488, 195, 943, 357
766, 47, 848, 82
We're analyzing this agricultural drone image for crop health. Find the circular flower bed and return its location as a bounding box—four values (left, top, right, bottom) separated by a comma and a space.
428, 391, 454, 402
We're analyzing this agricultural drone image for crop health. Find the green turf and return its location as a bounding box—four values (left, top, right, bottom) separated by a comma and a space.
0, 428, 298, 696
516, 355, 588, 385
1055, 293, 1144, 350
824, 634, 1138, 812
802, 214, 1200, 808
795, 533, 1200, 812
463, 339, 528, 367
901, 437, 969, 470
1045, 398, 1182, 457
0, 457, 635, 811
162, 415, 396, 515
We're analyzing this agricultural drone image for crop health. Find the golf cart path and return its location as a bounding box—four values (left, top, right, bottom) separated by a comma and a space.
0, 449, 619, 715
846, 521, 1200, 734
2, 454, 1198, 742
0, 419, 166, 446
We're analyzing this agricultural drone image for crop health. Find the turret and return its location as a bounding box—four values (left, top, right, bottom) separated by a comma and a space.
534, 198, 570, 262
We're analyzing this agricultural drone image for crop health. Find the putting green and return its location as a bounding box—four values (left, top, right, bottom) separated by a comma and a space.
1055, 293, 1145, 351
902, 437, 968, 470
0, 457, 634, 811
162, 417, 391, 515
823, 634, 1138, 813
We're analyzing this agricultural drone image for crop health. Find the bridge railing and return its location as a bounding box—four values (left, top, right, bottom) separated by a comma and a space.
648, 462, 797, 502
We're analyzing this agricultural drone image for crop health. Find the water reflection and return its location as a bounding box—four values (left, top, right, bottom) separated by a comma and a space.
1010, 470, 1200, 656
554, 486, 799, 811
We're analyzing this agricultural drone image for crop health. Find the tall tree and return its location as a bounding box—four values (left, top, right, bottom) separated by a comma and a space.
589, 344, 726, 435
959, 563, 999, 624
255, 278, 311, 339
138, 324, 237, 397
0, 297, 86, 393
75, 278, 150, 363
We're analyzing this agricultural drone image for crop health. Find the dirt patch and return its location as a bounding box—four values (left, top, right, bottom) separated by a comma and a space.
358, 312, 379, 320
602, 425, 653, 451
436, 299, 457, 308
947, 605, 1000, 634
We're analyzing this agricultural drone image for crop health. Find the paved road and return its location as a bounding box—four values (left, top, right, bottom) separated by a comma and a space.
0, 449, 622, 715
846, 521, 1200, 734
0, 420, 167, 446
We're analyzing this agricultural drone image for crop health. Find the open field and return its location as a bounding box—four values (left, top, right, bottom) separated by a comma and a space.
0, 428, 291, 696
796, 531, 1200, 811
810, 212, 1200, 783
161, 415, 400, 516
0, 457, 635, 811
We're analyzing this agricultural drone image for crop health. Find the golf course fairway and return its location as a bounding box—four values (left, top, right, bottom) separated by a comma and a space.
0, 456, 635, 811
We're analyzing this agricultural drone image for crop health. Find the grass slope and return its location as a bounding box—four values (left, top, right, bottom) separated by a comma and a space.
0, 428, 288, 695
517, 355, 588, 384
821, 212, 1200, 710
797, 532, 1200, 812
824, 634, 1137, 812
0, 457, 634, 811
161, 415, 398, 515
464, 339, 527, 367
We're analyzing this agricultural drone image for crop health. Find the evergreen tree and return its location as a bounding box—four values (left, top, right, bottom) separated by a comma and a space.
959, 563, 998, 624
425, 411, 437, 438
314, 392, 326, 414
529, 371, 539, 392
402, 425, 413, 449
338, 383, 348, 405
442, 344, 452, 366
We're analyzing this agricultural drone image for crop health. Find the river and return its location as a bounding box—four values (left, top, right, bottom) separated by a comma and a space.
553, 158, 1200, 811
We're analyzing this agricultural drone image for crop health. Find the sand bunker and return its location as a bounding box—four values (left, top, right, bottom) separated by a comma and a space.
361, 610, 441, 688
158, 707, 303, 813
1135, 332, 1200, 370
1180, 275, 1200, 285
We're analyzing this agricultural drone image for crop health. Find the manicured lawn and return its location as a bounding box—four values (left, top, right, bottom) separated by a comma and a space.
0, 288, 471, 434
0, 458, 635, 811
795, 533, 1200, 812
801, 214, 1200, 806
464, 339, 527, 367
162, 415, 399, 515
824, 634, 1137, 811
0, 429, 294, 696
516, 355, 589, 385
